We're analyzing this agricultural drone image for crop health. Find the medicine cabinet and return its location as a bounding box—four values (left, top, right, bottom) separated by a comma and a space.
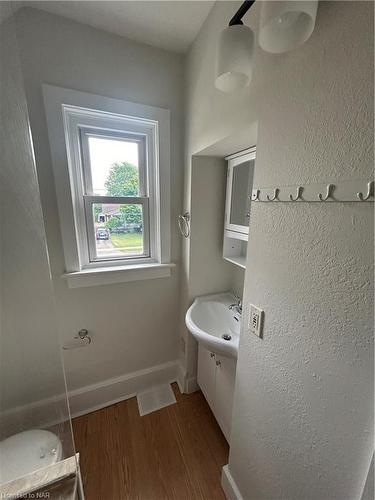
223, 147, 256, 268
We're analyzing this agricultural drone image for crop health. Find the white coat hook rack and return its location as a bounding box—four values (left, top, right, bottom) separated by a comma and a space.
250, 179, 374, 203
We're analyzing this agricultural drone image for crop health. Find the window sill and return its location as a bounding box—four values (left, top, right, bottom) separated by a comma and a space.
62, 263, 175, 288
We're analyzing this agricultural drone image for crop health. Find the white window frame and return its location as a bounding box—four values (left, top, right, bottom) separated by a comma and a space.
43, 84, 173, 287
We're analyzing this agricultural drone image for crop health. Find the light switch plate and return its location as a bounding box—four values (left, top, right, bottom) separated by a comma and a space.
248, 304, 264, 338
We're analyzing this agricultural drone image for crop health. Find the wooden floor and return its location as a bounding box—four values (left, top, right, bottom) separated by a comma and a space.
72, 384, 229, 500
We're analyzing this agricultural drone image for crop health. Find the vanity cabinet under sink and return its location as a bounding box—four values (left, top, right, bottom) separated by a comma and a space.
197, 344, 236, 442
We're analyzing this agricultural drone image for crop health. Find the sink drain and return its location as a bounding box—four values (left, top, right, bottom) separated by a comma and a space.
221, 333, 232, 341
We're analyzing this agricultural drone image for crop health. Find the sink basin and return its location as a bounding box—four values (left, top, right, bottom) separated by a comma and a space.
185, 292, 241, 359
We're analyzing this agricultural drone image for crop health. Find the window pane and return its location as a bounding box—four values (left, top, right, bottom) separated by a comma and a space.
87, 137, 140, 196
93, 203, 145, 259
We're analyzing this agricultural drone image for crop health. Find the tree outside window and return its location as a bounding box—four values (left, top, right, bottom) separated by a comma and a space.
96, 162, 143, 232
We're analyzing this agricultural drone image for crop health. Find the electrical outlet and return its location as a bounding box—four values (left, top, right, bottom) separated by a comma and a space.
248, 304, 264, 338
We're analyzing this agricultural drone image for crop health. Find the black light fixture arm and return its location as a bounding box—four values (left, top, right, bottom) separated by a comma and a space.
228, 0, 256, 26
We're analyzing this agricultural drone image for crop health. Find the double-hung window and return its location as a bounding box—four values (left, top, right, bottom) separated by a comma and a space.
80, 129, 150, 263
43, 85, 172, 287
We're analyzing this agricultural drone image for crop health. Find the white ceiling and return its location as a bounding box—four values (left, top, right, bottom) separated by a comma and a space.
17, 1, 215, 53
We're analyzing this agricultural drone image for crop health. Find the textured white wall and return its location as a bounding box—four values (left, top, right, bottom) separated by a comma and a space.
185, 1, 374, 498
15, 7, 184, 391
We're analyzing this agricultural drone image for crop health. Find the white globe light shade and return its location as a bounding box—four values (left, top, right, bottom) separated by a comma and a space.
215, 24, 255, 93
259, 1, 318, 54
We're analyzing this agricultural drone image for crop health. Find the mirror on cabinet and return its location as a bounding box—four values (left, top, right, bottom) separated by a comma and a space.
229, 161, 253, 227
225, 149, 255, 235
223, 148, 256, 268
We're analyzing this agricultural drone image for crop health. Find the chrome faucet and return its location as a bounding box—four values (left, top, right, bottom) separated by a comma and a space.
229, 297, 242, 314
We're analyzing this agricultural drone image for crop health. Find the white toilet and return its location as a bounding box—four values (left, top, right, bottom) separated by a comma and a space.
0, 429, 62, 484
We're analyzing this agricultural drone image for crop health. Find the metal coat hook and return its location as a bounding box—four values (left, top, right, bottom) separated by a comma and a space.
267, 188, 280, 201
289, 186, 304, 201
357, 180, 374, 201
251, 189, 260, 201
318, 184, 335, 201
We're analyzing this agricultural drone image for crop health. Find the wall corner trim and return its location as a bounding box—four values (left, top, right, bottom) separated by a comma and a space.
185, 375, 199, 394
176, 359, 187, 393
176, 360, 199, 394
221, 465, 243, 500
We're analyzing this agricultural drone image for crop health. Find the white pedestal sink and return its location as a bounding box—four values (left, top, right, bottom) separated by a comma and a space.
185, 292, 240, 359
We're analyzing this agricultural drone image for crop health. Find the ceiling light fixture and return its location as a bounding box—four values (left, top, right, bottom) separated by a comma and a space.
215, 0, 256, 93
215, 1, 319, 93
259, 1, 318, 54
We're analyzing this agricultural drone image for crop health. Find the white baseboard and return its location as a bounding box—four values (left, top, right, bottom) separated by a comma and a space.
221, 465, 243, 500
68, 360, 177, 418
2, 360, 178, 435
